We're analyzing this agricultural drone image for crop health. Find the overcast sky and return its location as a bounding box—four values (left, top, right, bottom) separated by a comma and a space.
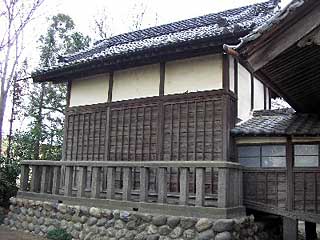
47, 0, 275, 36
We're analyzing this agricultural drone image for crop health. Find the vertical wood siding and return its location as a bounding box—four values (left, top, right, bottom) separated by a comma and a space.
243, 170, 287, 209
63, 90, 236, 194
293, 171, 320, 213
64, 90, 234, 162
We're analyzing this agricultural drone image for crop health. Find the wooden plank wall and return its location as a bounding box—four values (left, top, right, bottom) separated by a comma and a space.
293, 170, 320, 214
243, 170, 287, 209
63, 90, 236, 194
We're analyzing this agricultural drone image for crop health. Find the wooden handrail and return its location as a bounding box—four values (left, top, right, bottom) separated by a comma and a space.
21, 160, 242, 169
19, 160, 243, 210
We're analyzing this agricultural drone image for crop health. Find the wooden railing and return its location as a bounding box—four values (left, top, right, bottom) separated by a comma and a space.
19, 160, 243, 212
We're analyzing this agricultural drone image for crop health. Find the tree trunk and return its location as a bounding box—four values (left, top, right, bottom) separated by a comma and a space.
34, 84, 45, 160
0, 88, 9, 156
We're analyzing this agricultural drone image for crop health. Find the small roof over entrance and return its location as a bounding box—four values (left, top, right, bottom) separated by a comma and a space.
231, 108, 320, 137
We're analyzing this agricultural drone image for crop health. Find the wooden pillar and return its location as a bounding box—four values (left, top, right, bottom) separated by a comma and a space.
40, 166, 49, 193
91, 167, 101, 198
218, 167, 230, 208
77, 166, 87, 197
122, 167, 132, 201
52, 166, 61, 195
64, 166, 73, 196
179, 167, 189, 205
158, 167, 167, 203
222, 54, 230, 90
283, 217, 297, 240
30, 166, 41, 192
305, 221, 317, 240
286, 136, 293, 210
140, 167, 149, 202
20, 165, 30, 191
106, 167, 116, 199
239, 169, 243, 205
195, 167, 205, 207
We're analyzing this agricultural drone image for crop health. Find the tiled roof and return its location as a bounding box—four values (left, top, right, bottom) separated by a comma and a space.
231, 108, 320, 136
33, 1, 278, 77
235, 0, 304, 51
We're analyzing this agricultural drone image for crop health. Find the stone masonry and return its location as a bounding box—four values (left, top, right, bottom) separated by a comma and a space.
3, 197, 277, 240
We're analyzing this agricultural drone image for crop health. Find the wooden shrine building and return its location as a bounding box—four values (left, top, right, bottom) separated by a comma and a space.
17, 0, 320, 239
225, 0, 320, 239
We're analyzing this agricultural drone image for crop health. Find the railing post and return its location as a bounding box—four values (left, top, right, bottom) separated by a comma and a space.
20, 164, 30, 191
52, 166, 61, 195
40, 166, 49, 193
106, 167, 116, 199
30, 165, 41, 192
123, 167, 132, 201
179, 167, 189, 205
91, 167, 101, 198
218, 167, 230, 208
140, 167, 149, 202
64, 166, 73, 196
77, 166, 87, 198
158, 167, 167, 203
195, 167, 205, 206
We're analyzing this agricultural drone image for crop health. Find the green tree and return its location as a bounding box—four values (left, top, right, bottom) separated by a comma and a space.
15, 14, 90, 160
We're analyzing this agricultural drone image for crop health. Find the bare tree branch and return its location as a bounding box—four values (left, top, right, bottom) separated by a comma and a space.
0, 0, 44, 153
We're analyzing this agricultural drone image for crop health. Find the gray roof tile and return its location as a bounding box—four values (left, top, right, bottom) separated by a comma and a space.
232, 108, 320, 136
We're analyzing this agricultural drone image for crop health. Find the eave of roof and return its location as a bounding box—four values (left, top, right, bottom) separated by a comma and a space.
231, 108, 320, 137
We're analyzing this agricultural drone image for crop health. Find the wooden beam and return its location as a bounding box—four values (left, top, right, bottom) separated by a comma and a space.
106, 167, 116, 199
158, 167, 167, 203
40, 166, 49, 194
247, 2, 320, 71
283, 217, 297, 240
159, 62, 165, 96
218, 168, 230, 208
234, 58, 238, 96
77, 166, 87, 198
222, 54, 230, 90
286, 136, 293, 211
66, 80, 72, 107
263, 85, 267, 110
20, 165, 30, 191
107, 72, 113, 102
122, 167, 132, 201
64, 166, 73, 197
22, 160, 242, 169
52, 166, 61, 195
30, 166, 41, 193
179, 167, 189, 205
91, 167, 101, 198
250, 73, 254, 111
139, 167, 149, 202
195, 167, 205, 207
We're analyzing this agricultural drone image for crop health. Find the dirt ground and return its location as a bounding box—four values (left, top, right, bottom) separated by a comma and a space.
0, 226, 47, 240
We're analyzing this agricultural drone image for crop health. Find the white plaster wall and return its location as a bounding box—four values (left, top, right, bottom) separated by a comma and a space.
164, 54, 222, 95
113, 64, 160, 101
237, 64, 251, 120
69, 74, 109, 107
229, 56, 235, 92
254, 78, 264, 110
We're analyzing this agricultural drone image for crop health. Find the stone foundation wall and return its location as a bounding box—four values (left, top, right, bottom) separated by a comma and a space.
3, 198, 276, 240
